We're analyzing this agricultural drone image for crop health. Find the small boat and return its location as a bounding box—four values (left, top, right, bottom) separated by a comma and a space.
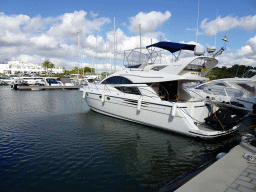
11, 77, 81, 90
1, 77, 15, 85
81, 76, 100, 85
1, 77, 12, 85
56, 77, 75, 86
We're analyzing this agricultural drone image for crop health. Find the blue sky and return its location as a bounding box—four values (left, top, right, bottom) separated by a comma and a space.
0, 0, 256, 72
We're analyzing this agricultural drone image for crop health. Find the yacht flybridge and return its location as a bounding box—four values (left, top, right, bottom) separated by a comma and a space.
80, 35, 249, 139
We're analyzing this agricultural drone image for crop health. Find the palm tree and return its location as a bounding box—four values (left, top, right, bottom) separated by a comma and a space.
42, 60, 55, 76
42, 60, 50, 77
48, 62, 55, 76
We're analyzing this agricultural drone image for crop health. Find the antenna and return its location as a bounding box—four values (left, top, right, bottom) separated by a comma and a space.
196, 0, 200, 43
160, 35, 162, 64
215, 9, 218, 47
139, 24, 142, 64
114, 17, 116, 72
212, 34, 228, 58
96, 34, 97, 75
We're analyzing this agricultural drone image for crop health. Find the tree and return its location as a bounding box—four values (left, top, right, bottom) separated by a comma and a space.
42, 60, 50, 77
48, 62, 55, 76
42, 60, 54, 77
74, 67, 79, 74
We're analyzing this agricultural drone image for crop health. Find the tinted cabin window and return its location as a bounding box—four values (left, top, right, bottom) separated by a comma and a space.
88, 79, 95, 83
46, 78, 58, 84
102, 76, 133, 84
115, 87, 141, 95
151, 66, 167, 71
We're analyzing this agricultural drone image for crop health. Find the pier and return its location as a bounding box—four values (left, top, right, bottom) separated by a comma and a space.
175, 142, 256, 192
15, 85, 82, 90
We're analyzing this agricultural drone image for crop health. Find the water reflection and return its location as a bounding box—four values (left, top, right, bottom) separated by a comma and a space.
0, 86, 252, 192
78, 110, 243, 190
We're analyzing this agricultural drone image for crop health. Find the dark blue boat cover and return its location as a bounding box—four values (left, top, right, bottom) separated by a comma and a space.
146, 42, 196, 53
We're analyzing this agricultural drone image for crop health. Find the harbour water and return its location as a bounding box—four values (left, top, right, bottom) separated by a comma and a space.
0, 86, 253, 191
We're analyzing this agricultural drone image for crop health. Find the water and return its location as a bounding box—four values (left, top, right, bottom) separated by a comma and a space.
0, 86, 253, 191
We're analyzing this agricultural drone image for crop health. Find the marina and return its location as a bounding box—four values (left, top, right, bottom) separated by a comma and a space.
1, 0, 256, 191
0, 85, 255, 191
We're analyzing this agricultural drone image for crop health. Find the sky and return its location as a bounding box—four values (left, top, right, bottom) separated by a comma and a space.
0, 0, 256, 73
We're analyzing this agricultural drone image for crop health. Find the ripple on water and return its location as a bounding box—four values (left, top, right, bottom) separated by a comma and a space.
0, 87, 248, 191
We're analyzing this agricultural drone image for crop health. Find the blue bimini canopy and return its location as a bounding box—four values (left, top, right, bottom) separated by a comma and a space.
146, 41, 196, 53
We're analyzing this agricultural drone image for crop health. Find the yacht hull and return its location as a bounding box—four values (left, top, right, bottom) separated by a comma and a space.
84, 92, 239, 139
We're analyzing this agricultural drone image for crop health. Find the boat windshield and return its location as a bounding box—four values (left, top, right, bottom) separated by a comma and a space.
46, 78, 58, 84
236, 83, 256, 96
196, 82, 244, 97
115, 86, 141, 95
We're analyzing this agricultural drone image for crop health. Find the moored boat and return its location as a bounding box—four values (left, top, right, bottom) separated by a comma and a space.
183, 76, 256, 114
80, 35, 249, 139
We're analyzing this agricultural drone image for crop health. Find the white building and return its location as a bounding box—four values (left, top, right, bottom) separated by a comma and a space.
0, 61, 65, 75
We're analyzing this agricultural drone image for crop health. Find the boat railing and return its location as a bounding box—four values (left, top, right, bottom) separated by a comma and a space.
137, 87, 161, 99
158, 83, 169, 101
123, 47, 157, 70
87, 83, 113, 93
103, 84, 111, 93
87, 82, 99, 91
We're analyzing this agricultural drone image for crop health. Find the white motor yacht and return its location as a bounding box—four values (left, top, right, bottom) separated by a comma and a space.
2, 77, 16, 85
11, 77, 59, 89
80, 36, 249, 139
56, 77, 75, 86
36, 77, 61, 86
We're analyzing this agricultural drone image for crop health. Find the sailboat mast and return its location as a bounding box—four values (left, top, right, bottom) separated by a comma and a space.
196, 1, 200, 43
77, 32, 80, 75
139, 24, 141, 64
215, 9, 218, 47
114, 17, 116, 72
96, 34, 97, 75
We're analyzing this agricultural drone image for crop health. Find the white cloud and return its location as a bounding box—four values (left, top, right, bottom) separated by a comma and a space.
217, 52, 256, 67
90, 11, 99, 18
236, 35, 256, 59
22, 16, 55, 33
186, 27, 204, 36
216, 35, 256, 67
15, 54, 45, 64
0, 11, 112, 69
201, 15, 256, 36
47, 10, 110, 41
30, 34, 60, 49
0, 31, 28, 46
0, 12, 30, 33
128, 11, 171, 34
